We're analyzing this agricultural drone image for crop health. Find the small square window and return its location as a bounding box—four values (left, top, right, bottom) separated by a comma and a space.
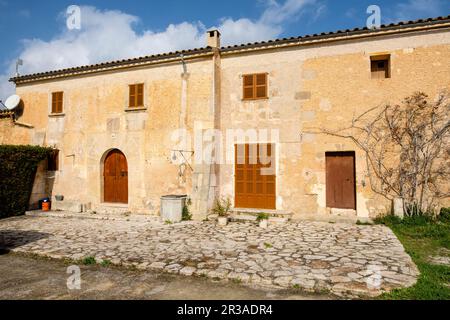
242, 73, 268, 100
371, 55, 390, 79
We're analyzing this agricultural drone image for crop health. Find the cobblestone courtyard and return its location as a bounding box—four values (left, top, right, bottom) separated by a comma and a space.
0, 214, 419, 297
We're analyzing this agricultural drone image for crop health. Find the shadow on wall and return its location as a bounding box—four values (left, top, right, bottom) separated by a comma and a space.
29, 160, 56, 210
0, 229, 50, 255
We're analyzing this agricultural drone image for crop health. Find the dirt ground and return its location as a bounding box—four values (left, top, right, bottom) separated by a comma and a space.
0, 252, 334, 300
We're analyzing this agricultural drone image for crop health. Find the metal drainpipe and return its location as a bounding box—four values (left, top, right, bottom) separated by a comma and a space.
179, 54, 188, 130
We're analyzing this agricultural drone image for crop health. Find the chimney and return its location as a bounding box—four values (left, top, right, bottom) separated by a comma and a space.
207, 30, 221, 48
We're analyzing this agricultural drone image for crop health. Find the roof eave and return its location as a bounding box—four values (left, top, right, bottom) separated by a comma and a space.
10, 47, 214, 85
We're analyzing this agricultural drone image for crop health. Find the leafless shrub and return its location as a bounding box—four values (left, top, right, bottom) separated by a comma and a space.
308, 91, 450, 216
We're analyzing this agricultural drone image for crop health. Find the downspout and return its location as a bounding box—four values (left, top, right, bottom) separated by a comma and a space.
179, 54, 188, 130
211, 47, 221, 204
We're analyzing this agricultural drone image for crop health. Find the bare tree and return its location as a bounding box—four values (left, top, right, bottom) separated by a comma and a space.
308, 92, 450, 216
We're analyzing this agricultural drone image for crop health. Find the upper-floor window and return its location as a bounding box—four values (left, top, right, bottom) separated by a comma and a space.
371, 55, 390, 79
51, 92, 64, 114
129, 83, 144, 108
243, 73, 268, 100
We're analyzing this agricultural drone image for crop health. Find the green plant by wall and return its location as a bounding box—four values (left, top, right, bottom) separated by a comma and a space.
439, 207, 450, 223
0, 145, 52, 219
82, 256, 96, 265
256, 213, 270, 222
182, 197, 192, 221
211, 197, 232, 217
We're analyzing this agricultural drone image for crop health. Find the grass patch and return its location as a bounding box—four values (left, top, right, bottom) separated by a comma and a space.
82, 256, 96, 265
264, 242, 273, 249
100, 259, 112, 267
375, 215, 450, 300
356, 220, 373, 226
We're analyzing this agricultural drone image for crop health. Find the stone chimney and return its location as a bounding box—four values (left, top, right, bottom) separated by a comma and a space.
207, 30, 221, 48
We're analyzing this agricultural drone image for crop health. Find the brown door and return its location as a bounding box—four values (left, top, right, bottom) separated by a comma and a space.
104, 150, 128, 204
235, 144, 276, 210
326, 152, 356, 209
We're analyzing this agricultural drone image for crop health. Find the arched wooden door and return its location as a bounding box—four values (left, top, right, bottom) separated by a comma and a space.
103, 150, 128, 204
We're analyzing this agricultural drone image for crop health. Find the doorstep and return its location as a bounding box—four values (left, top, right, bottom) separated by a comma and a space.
25, 210, 160, 223
229, 208, 293, 224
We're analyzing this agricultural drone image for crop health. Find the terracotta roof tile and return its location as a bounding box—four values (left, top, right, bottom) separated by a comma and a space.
10, 15, 450, 83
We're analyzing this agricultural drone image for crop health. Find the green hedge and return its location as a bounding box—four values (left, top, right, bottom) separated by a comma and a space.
0, 145, 52, 218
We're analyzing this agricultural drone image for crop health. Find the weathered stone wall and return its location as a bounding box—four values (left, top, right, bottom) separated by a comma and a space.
0, 113, 33, 145
4, 28, 450, 219
219, 29, 450, 219
13, 58, 214, 215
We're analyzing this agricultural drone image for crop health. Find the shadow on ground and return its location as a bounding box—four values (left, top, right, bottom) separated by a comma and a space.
0, 253, 335, 300
0, 230, 49, 254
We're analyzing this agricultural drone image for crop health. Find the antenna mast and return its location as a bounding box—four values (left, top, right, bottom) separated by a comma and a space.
15, 59, 23, 77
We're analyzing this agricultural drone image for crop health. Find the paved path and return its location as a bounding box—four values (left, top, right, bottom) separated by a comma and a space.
0, 214, 419, 298
0, 253, 331, 300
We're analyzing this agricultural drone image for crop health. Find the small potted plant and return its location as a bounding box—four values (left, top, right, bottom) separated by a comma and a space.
257, 213, 270, 229
212, 198, 232, 226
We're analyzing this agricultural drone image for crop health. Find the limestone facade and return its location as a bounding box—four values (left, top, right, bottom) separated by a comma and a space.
2, 19, 450, 219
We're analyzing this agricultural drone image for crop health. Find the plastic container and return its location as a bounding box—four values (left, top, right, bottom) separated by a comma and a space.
42, 201, 51, 211
38, 197, 50, 210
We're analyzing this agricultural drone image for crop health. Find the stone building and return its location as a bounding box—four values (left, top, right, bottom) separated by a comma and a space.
2, 16, 450, 221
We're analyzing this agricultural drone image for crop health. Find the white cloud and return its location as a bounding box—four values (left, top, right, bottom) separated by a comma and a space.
0, 1, 319, 100
389, 0, 445, 22
260, 0, 315, 25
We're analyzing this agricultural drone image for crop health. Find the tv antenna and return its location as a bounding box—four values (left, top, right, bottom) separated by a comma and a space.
15, 59, 23, 77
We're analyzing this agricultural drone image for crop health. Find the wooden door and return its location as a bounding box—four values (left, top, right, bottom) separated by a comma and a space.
104, 150, 128, 204
326, 152, 356, 209
235, 144, 276, 210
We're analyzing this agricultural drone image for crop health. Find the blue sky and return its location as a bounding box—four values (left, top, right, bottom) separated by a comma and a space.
0, 0, 448, 100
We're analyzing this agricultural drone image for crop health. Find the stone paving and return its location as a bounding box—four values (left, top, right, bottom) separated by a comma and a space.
0, 213, 419, 298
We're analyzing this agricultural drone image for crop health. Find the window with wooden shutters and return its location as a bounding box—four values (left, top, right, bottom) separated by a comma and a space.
51, 92, 63, 114
242, 73, 268, 100
370, 55, 390, 79
129, 83, 144, 108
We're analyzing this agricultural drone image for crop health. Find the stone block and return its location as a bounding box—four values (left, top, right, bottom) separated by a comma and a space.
52, 200, 83, 213
295, 91, 311, 100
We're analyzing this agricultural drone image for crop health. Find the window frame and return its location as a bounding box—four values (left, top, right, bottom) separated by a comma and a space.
370, 55, 391, 79
242, 73, 268, 101
51, 91, 64, 114
128, 83, 145, 108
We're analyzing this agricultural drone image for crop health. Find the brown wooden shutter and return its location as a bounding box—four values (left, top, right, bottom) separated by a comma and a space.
58, 92, 63, 113
235, 144, 276, 209
52, 92, 63, 113
243, 75, 254, 100
243, 74, 267, 100
371, 55, 390, 79
129, 84, 144, 108
129, 85, 136, 108
137, 84, 144, 107
255, 74, 267, 98
51, 93, 57, 113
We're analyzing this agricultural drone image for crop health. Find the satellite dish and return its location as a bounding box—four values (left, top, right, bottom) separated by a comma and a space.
4, 95, 20, 110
